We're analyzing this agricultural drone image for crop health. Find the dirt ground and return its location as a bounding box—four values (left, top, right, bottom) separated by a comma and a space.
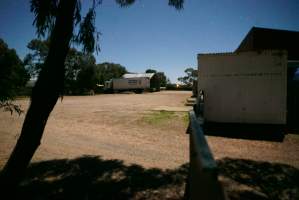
0, 91, 191, 169
0, 91, 299, 199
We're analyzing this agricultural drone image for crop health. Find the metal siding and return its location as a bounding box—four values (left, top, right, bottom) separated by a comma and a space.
198, 51, 287, 124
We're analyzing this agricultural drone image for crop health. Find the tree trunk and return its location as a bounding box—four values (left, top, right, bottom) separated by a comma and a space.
0, 0, 77, 191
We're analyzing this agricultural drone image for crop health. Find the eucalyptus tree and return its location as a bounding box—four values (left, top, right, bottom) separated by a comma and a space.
178, 67, 197, 86
0, 0, 184, 190
0, 38, 30, 114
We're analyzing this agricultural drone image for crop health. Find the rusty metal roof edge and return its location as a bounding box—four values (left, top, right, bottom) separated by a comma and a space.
197, 50, 288, 58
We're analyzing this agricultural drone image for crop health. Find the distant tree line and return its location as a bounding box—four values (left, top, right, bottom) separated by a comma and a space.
1, 37, 198, 101
159, 67, 198, 91
24, 39, 128, 94
1, 38, 176, 98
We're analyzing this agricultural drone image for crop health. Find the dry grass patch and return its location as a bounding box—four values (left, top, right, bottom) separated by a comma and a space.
141, 110, 188, 127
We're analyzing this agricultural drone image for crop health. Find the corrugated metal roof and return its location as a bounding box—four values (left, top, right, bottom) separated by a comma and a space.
122, 73, 155, 79
197, 52, 234, 57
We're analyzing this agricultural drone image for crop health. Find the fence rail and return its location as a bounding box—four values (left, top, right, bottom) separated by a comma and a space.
186, 111, 227, 200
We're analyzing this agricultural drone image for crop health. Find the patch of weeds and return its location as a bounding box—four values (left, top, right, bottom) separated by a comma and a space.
182, 112, 189, 127
143, 110, 176, 125
142, 110, 189, 127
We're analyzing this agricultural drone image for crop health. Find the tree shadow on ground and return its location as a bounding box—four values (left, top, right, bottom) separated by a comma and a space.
16, 155, 188, 200
12, 156, 299, 200
217, 158, 299, 200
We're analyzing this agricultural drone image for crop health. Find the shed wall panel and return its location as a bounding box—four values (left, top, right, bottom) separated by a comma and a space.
198, 51, 287, 124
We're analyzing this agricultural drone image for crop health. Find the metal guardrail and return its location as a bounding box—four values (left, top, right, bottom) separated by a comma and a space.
185, 111, 227, 200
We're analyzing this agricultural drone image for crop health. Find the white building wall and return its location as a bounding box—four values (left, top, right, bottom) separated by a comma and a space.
198, 51, 287, 124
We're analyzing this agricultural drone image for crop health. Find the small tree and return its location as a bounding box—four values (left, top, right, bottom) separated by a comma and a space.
75, 53, 97, 93
64, 48, 85, 94
23, 39, 50, 79
145, 68, 157, 73
145, 69, 168, 87
156, 72, 167, 87
96, 62, 127, 85
0, 38, 30, 114
178, 67, 197, 87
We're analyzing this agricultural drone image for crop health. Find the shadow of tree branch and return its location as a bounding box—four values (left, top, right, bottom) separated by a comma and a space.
8, 156, 299, 200
217, 158, 299, 200
17, 155, 188, 200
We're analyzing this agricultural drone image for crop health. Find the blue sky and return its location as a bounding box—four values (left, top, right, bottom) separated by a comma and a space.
0, 0, 299, 83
